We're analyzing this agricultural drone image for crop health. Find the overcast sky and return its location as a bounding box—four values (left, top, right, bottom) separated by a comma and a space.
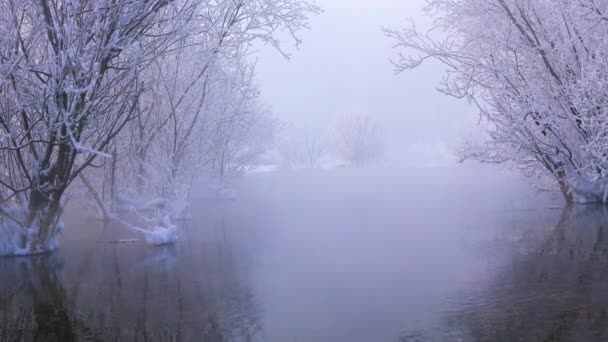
253, 0, 478, 162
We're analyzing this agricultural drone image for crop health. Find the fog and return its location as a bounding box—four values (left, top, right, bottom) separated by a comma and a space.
253, 0, 477, 164
5, 165, 603, 341
2, 0, 608, 341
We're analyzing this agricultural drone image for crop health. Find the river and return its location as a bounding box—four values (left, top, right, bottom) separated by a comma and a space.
1, 165, 606, 341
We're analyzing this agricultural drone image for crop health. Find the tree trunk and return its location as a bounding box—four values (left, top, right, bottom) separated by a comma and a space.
110, 147, 118, 212
28, 193, 63, 254
558, 179, 574, 204
26, 137, 71, 254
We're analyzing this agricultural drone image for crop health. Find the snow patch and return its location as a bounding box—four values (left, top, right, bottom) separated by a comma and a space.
140, 225, 178, 245
246, 164, 279, 173
115, 217, 178, 246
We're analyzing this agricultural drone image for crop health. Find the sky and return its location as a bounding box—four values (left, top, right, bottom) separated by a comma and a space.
251, 0, 479, 164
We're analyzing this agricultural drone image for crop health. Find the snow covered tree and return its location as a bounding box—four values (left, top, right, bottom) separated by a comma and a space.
70, 0, 318, 242
386, 0, 608, 203
335, 114, 383, 166
277, 128, 327, 169
0, 0, 190, 254
106, 0, 318, 225
0, 0, 319, 254
205, 93, 277, 183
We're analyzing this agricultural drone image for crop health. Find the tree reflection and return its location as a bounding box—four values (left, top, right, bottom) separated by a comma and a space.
0, 255, 75, 342
0, 211, 262, 341
434, 205, 608, 342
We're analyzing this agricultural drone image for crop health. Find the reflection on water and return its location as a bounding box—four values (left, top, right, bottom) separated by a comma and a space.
0, 208, 261, 342
1, 168, 608, 341
0, 255, 73, 341
403, 205, 608, 342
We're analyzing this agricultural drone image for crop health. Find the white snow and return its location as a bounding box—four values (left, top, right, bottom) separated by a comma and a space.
123, 222, 178, 246
0, 207, 64, 256
140, 225, 178, 245
247, 164, 280, 173
113, 197, 179, 246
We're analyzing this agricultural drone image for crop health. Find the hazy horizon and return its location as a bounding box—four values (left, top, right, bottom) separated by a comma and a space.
252, 0, 479, 165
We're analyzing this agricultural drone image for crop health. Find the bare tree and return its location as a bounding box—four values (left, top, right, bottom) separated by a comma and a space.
335, 114, 383, 166
278, 128, 327, 169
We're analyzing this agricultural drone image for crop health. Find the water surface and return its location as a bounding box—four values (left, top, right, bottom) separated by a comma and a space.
1, 166, 606, 341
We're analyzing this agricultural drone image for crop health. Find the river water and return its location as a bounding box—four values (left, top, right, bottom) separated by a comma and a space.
1, 166, 607, 341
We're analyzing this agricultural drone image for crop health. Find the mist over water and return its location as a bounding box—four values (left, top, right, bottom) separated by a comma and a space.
4, 165, 606, 341
3, 0, 608, 340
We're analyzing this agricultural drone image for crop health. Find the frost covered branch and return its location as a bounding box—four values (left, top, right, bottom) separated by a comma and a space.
387, 0, 608, 203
